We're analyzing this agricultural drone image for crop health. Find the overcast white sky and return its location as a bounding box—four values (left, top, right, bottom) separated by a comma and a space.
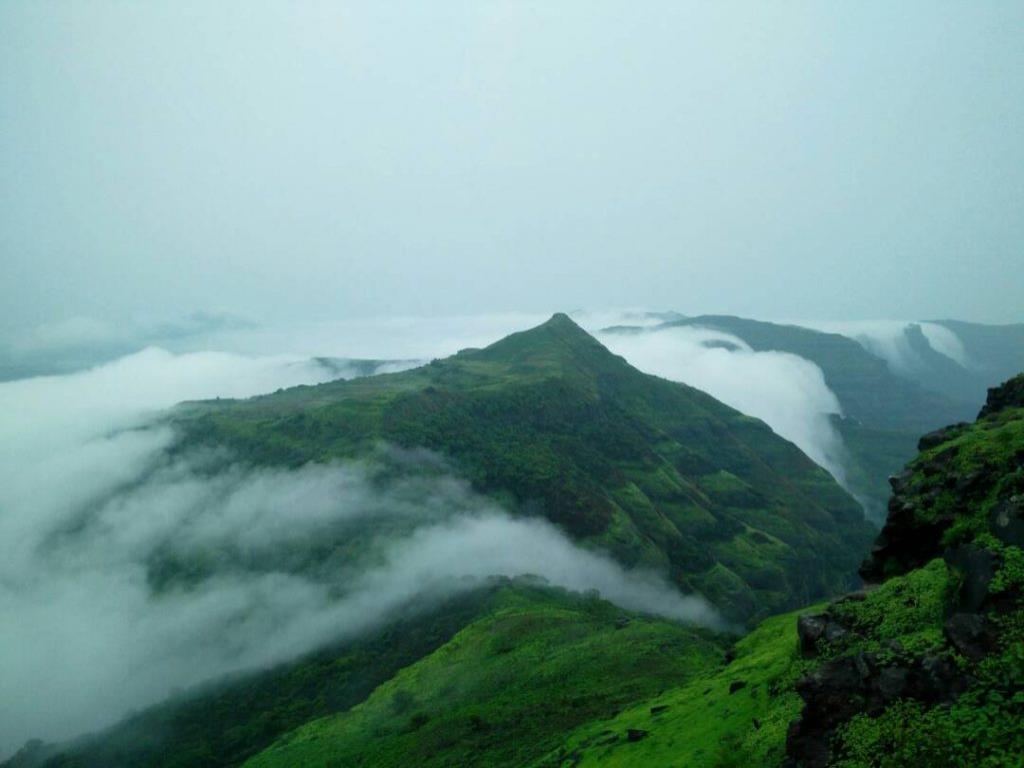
2, 1, 1022, 330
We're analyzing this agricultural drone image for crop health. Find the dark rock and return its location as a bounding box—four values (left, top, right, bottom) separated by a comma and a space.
917, 654, 971, 701
797, 614, 827, 656
944, 545, 996, 612
978, 374, 1024, 419
944, 613, 997, 661
787, 648, 972, 767
875, 666, 910, 699
990, 495, 1024, 546
752, 718, 761, 730
614, 616, 631, 629
649, 705, 670, 715
954, 470, 986, 496
835, 590, 868, 604
626, 728, 648, 742
824, 622, 848, 645
798, 612, 855, 657
884, 639, 905, 655
852, 651, 873, 681
888, 469, 914, 492
723, 647, 737, 664
729, 680, 747, 694
789, 659, 870, 766
860, 496, 954, 583
786, 716, 829, 768
918, 424, 968, 452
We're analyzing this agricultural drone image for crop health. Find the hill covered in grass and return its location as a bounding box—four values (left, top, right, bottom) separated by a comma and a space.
499, 373, 1024, 767
602, 314, 985, 520
170, 313, 871, 623
242, 584, 723, 768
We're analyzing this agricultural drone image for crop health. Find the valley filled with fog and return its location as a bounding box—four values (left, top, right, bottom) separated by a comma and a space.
2, 308, 1014, 754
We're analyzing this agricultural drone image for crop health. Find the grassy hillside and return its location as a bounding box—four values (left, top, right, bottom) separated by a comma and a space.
531, 606, 815, 768
170, 314, 871, 623
241, 585, 723, 768
536, 373, 1024, 768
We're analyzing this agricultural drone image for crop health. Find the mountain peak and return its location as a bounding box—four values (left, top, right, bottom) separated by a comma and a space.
470, 312, 614, 369
542, 311, 578, 328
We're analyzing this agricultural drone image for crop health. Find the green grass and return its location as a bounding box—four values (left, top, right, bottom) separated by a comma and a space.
821, 559, 950, 659
802, 384, 1024, 767
243, 585, 725, 768
529, 607, 817, 768
824, 565, 1024, 767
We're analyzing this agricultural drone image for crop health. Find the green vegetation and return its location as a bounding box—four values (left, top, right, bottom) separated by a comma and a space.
787, 376, 1024, 766
243, 585, 723, 768
170, 314, 871, 623
821, 562, 1024, 767
531, 607, 816, 768
816, 560, 950, 660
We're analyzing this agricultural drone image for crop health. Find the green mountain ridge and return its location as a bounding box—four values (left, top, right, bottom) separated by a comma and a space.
171, 312, 871, 623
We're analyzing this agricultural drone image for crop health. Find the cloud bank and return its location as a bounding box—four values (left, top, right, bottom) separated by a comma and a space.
597, 325, 849, 486
0, 346, 717, 757
792, 320, 971, 376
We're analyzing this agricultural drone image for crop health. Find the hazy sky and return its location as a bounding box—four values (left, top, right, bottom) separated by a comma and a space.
2, 1, 1022, 330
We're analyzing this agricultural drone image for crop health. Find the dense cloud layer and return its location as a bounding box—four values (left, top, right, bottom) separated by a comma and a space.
0, 346, 718, 757
597, 325, 850, 486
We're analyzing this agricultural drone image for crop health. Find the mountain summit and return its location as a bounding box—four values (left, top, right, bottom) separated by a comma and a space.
176, 315, 872, 622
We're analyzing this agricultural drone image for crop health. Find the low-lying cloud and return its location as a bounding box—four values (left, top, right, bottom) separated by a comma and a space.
597, 325, 850, 486
791, 320, 971, 375
0, 345, 718, 757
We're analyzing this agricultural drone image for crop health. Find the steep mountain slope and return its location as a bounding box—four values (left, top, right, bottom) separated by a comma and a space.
604, 315, 980, 520
531, 606, 813, 767
172, 313, 871, 623
242, 585, 722, 768
785, 373, 1024, 766
540, 373, 1024, 768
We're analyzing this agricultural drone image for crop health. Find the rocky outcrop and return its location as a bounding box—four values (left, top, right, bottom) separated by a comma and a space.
858, 466, 960, 583
786, 650, 970, 768
860, 378, 1024, 584
978, 373, 1024, 418
787, 372, 1024, 767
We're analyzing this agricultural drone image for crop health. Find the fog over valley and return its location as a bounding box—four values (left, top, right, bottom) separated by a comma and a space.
2, 3, 1022, 766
